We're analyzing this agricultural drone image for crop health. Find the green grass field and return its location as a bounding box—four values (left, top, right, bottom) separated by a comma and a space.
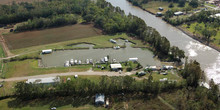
3, 59, 92, 78
182, 22, 220, 47
0, 44, 5, 77
141, 1, 197, 14
10, 33, 147, 55
4, 24, 102, 50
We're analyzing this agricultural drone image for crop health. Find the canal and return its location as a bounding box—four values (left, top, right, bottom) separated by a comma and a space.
41, 40, 161, 67
105, 0, 220, 84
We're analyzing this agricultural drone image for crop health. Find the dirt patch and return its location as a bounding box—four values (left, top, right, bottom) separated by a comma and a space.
0, 0, 44, 5
4, 24, 102, 50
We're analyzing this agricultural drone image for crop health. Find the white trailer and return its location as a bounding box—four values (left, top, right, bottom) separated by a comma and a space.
128, 57, 138, 62
42, 49, 52, 54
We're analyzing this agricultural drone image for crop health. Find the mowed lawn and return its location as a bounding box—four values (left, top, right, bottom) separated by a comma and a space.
3, 59, 92, 78
10, 33, 147, 55
4, 24, 102, 50
182, 22, 220, 47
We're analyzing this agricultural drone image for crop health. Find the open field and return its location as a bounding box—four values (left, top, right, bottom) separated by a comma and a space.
0, 96, 171, 110
3, 59, 92, 78
182, 22, 220, 47
141, 1, 201, 14
0, 0, 44, 5
4, 24, 102, 50
10, 33, 147, 55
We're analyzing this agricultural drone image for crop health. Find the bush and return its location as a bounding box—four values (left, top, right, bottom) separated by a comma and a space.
126, 67, 132, 72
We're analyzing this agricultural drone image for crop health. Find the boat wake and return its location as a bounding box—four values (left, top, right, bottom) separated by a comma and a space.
205, 53, 220, 86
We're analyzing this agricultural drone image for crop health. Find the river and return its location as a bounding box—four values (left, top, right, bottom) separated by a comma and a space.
106, 0, 220, 85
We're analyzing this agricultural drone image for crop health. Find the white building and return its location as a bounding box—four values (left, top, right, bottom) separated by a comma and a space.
42, 49, 52, 54
26, 77, 60, 84
163, 65, 174, 70
110, 63, 122, 71
145, 66, 157, 71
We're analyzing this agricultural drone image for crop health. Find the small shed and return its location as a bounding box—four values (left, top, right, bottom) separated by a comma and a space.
174, 11, 183, 16
110, 63, 122, 71
42, 49, 52, 54
95, 94, 105, 105
128, 57, 138, 62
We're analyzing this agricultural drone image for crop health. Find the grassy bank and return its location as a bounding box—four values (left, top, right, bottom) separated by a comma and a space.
181, 22, 220, 48
3, 59, 92, 78
141, 1, 198, 14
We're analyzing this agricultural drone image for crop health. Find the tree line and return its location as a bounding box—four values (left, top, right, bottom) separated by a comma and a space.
14, 75, 178, 100
0, 0, 185, 61
16, 14, 78, 32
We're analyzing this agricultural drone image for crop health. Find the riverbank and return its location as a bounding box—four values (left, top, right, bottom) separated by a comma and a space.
126, 0, 220, 53
177, 26, 220, 53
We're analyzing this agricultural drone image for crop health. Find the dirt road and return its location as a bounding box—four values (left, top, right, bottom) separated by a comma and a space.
0, 71, 133, 82
0, 29, 14, 57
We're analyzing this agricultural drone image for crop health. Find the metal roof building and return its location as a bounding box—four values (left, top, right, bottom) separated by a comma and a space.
26, 77, 60, 84
95, 94, 105, 105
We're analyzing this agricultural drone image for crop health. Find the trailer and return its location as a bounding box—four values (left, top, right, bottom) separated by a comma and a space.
42, 49, 52, 54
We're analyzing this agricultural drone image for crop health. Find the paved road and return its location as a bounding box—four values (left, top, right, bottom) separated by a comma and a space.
0, 71, 133, 82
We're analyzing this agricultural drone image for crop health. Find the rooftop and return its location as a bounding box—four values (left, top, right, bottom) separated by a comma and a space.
26, 77, 60, 84
110, 63, 122, 69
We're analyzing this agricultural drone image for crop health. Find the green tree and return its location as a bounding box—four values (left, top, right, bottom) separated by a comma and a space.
181, 60, 202, 87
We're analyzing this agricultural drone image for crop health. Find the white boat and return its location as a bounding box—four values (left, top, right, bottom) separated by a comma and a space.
70, 59, 74, 65
78, 60, 82, 64
74, 60, 78, 64
86, 59, 90, 64
90, 59, 93, 64
64, 61, 70, 67
104, 57, 108, 62
113, 59, 116, 63
100, 58, 105, 63
113, 46, 120, 49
